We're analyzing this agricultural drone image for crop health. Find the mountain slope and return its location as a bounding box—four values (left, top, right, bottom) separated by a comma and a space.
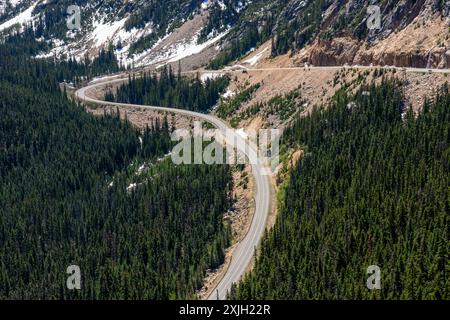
232, 80, 450, 300
0, 0, 228, 66
217, 0, 449, 68
1, 1, 448, 69
0, 31, 234, 300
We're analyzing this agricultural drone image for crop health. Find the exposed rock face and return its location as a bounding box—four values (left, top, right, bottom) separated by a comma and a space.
444, 50, 450, 68
305, 7, 450, 69
308, 37, 361, 66
2, 0, 448, 69
307, 40, 449, 69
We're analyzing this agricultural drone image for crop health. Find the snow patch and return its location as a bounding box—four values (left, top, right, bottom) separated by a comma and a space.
90, 74, 123, 84
0, 1, 38, 32
138, 29, 229, 67
91, 17, 127, 47
243, 47, 268, 66
126, 183, 138, 192
217, 1, 227, 10
201, 0, 210, 10
201, 72, 224, 82
137, 164, 145, 174
167, 30, 229, 63
222, 89, 235, 98
0, 0, 24, 15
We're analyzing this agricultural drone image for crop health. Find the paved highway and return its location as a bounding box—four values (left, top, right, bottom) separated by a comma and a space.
75, 63, 449, 300
75, 78, 272, 300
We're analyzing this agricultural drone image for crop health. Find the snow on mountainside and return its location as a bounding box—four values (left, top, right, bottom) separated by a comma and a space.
0, 0, 27, 15
0, 0, 448, 69
0, 0, 37, 32
0, 0, 234, 68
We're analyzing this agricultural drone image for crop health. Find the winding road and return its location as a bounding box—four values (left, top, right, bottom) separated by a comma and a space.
75, 77, 272, 301
75, 64, 449, 300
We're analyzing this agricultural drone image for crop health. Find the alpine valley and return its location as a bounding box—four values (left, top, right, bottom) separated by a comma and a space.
0, 0, 448, 301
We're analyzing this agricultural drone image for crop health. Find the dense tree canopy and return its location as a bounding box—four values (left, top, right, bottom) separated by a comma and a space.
106, 66, 229, 112
233, 80, 449, 299
0, 33, 233, 299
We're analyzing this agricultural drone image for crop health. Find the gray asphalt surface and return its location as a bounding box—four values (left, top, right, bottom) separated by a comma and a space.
75, 79, 272, 300
75, 63, 449, 300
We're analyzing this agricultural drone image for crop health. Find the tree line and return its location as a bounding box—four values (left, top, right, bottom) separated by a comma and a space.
0, 30, 121, 90
0, 32, 234, 299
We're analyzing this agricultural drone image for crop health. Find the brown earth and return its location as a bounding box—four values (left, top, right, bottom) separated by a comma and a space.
137, 10, 222, 72
215, 41, 449, 132
197, 164, 255, 300
297, 13, 450, 69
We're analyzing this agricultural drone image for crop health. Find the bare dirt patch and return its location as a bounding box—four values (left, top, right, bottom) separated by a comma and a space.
197, 164, 255, 300
87, 104, 196, 130
402, 72, 450, 112
218, 48, 449, 130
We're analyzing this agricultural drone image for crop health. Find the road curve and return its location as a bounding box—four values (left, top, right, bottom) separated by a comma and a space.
75, 63, 449, 300
75, 79, 272, 300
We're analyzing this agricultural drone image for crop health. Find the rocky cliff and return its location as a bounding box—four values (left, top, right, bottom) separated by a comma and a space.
303, 1, 450, 68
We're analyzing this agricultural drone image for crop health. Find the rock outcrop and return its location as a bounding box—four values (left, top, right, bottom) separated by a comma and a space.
304, 8, 449, 69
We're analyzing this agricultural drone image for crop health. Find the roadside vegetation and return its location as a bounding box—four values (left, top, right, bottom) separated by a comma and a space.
232, 79, 449, 299
0, 32, 233, 299
216, 83, 261, 126
106, 67, 229, 113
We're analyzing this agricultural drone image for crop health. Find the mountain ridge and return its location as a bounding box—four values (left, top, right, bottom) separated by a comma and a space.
1, 0, 448, 69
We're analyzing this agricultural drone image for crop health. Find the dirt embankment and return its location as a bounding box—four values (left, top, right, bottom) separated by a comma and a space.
217, 39, 450, 133
197, 164, 255, 300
